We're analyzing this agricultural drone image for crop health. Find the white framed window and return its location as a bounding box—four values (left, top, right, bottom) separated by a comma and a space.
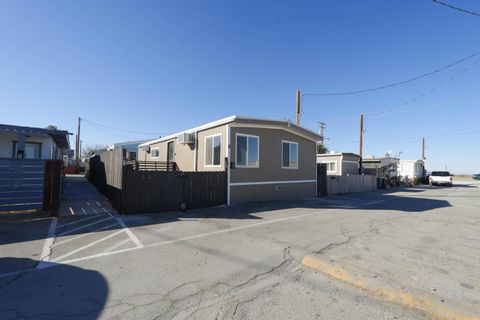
236, 134, 259, 168
282, 140, 298, 169
205, 134, 222, 167
151, 147, 160, 159
12, 142, 42, 159
323, 161, 336, 172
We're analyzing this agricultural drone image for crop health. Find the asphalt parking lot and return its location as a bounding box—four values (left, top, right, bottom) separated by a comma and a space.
0, 180, 479, 319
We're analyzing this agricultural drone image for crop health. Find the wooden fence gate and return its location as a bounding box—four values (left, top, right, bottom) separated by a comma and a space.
317, 163, 327, 197
0, 159, 63, 214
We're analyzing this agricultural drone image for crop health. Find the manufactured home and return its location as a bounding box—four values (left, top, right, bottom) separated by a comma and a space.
138, 116, 323, 205
398, 160, 425, 181
317, 152, 360, 176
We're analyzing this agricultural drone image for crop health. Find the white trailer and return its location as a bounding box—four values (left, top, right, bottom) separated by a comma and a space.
398, 160, 425, 181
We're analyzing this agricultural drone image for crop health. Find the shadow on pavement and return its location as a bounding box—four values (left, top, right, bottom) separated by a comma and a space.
0, 189, 451, 246
0, 257, 108, 320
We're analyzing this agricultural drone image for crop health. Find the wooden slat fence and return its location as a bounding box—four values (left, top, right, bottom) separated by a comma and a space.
125, 160, 177, 172
0, 159, 45, 212
88, 149, 227, 214
0, 159, 63, 214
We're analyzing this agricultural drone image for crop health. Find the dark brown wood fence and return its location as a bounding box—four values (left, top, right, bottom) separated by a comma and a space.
43, 160, 63, 214
317, 163, 327, 197
88, 150, 227, 214
125, 160, 177, 172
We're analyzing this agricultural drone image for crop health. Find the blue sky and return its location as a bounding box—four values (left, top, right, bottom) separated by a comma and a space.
1, 0, 479, 173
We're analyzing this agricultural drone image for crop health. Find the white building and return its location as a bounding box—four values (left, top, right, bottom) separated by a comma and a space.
398, 160, 425, 181
0, 124, 71, 160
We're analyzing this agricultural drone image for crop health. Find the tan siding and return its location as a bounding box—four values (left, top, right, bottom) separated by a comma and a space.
174, 141, 195, 171
137, 138, 195, 171
230, 127, 317, 183
230, 182, 316, 204
196, 125, 227, 172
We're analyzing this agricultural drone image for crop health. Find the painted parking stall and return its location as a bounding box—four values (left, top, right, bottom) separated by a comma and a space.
40, 213, 143, 266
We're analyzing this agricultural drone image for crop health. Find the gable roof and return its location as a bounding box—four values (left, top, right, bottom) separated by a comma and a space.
0, 124, 72, 149
139, 115, 322, 147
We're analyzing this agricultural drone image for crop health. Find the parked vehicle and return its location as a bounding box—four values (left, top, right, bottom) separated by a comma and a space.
429, 171, 453, 186
473, 174, 480, 180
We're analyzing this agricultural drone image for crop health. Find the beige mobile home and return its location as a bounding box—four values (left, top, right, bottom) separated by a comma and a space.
138, 116, 322, 205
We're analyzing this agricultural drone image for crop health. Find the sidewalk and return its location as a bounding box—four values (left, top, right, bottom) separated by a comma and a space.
59, 174, 117, 216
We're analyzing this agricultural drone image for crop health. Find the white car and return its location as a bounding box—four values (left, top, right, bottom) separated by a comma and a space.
429, 171, 453, 186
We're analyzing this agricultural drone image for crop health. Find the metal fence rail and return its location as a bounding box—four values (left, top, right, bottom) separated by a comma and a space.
125, 160, 177, 172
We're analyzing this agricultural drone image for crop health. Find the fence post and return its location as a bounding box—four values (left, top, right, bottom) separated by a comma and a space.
43, 160, 63, 216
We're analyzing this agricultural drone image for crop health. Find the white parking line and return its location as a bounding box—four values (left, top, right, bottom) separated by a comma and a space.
113, 216, 143, 248
102, 238, 132, 253
36, 218, 58, 269
102, 207, 112, 216
0, 196, 397, 278
57, 217, 113, 237
82, 208, 87, 215
54, 222, 120, 246
53, 229, 125, 262
69, 207, 75, 215
59, 197, 396, 265
57, 215, 103, 229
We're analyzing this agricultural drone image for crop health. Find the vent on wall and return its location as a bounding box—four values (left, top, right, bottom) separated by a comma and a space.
177, 132, 195, 144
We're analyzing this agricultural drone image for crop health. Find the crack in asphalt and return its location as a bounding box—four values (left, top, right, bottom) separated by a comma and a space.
104, 247, 294, 320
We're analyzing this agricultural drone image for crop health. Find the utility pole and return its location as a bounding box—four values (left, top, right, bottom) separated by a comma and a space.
422, 137, 425, 161
296, 90, 301, 125
359, 113, 364, 174
317, 122, 326, 138
76, 117, 81, 164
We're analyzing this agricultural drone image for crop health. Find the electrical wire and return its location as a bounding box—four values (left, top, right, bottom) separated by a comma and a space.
81, 118, 162, 136
328, 130, 480, 145
83, 121, 141, 140
307, 57, 479, 126
302, 50, 480, 96
432, 0, 480, 16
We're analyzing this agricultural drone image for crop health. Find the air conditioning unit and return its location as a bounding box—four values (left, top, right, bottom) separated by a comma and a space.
177, 132, 195, 144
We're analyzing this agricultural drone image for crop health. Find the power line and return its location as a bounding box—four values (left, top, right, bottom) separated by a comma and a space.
328, 130, 480, 145
81, 118, 162, 136
83, 121, 141, 140
432, 0, 480, 16
302, 50, 480, 96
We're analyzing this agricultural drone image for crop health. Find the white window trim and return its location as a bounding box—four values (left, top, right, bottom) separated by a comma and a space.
322, 161, 337, 173
281, 140, 299, 169
235, 133, 260, 168
204, 134, 222, 168
151, 147, 160, 159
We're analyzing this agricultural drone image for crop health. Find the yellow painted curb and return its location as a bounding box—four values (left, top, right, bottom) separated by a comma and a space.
301, 255, 480, 320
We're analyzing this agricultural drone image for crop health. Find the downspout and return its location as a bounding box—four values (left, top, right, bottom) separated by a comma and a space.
226, 124, 231, 206
194, 131, 198, 171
